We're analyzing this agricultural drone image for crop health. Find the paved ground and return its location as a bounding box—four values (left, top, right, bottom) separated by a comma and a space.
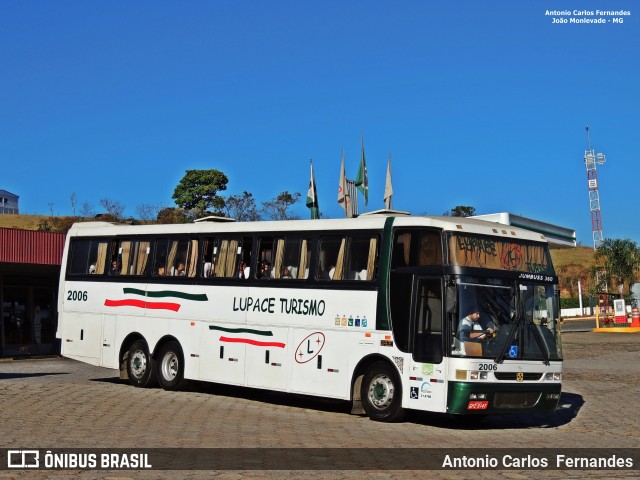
0, 331, 638, 479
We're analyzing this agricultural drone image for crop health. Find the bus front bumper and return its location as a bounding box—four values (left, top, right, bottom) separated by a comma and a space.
447, 381, 562, 414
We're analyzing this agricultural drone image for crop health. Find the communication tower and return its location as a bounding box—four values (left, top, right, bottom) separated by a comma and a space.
584, 125, 606, 250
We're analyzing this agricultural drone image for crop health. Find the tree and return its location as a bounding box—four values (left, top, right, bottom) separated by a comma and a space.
100, 198, 125, 220
136, 203, 160, 222
172, 169, 228, 214
157, 207, 188, 224
70, 192, 77, 216
594, 238, 640, 296
261, 191, 301, 220
443, 205, 476, 217
80, 201, 95, 218
223, 191, 261, 221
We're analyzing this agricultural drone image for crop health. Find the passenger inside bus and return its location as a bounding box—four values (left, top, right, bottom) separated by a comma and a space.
281, 266, 292, 279
176, 262, 186, 276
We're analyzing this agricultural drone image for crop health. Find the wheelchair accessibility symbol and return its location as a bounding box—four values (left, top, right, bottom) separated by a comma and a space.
410, 387, 419, 399
508, 345, 518, 358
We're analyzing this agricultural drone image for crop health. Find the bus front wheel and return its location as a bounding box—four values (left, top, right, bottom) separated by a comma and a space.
361, 361, 404, 422
156, 341, 186, 391
127, 340, 157, 388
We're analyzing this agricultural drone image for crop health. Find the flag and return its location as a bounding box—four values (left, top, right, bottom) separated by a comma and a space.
337, 150, 350, 216
384, 153, 393, 209
306, 159, 320, 219
355, 135, 368, 206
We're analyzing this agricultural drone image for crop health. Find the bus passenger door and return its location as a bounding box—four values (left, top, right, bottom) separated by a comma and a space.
407, 277, 447, 413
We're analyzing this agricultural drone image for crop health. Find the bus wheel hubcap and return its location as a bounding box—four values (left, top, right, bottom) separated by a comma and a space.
161, 353, 178, 380
131, 351, 147, 378
368, 374, 394, 409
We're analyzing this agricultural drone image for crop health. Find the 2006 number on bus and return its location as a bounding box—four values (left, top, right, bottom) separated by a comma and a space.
478, 364, 497, 371
67, 290, 88, 301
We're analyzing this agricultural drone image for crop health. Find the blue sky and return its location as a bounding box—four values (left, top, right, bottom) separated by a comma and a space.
1, 1, 638, 245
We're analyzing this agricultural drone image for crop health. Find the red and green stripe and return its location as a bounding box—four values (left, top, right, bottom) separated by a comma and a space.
105, 288, 208, 312
209, 325, 286, 348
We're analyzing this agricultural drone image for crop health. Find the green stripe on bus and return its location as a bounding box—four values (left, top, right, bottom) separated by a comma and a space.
123, 288, 208, 302
375, 216, 395, 331
208, 325, 273, 336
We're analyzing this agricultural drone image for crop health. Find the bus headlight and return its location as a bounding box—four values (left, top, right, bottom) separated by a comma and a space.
544, 373, 561, 381
469, 371, 488, 380
470, 393, 487, 400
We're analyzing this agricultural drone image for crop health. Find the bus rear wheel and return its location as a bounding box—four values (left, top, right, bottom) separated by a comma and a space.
127, 340, 157, 388
361, 361, 404, 422
157, 341, 186, 391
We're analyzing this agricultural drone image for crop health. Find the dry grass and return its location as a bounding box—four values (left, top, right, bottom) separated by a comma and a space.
0, 214, 50, 230
550, 246, 595, 268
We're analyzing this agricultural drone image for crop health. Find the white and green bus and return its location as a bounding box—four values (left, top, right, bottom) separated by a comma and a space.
56, 213, 562, 421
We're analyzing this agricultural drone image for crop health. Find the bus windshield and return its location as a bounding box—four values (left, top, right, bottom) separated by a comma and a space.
452, 276, 562, 362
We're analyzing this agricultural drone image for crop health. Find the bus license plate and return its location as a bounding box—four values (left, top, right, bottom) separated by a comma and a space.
467, 400, 489, 410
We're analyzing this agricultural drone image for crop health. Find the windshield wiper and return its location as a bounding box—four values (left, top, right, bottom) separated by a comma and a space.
529, 323, 550, 366
495, 311, 522, 364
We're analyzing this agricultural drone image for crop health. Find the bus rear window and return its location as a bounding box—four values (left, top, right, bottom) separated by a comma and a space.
68, 239, 110, 275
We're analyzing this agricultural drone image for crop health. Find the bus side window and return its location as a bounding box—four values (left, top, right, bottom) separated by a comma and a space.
413, 279, 443, 364
392, 232, 411, 268
91, 241, 109, 274
186, 239, 198, 277
68, 239, 92, 275
153, 239, 169, 277
202, 238, 217, 278
68, 239, 110, 275
418, 232, 442, 265
169, 239, 196, 277
116, 240, 149, 276
213, 238, 241, 278
256, 237, 274, 279
346, 236, 378, 281
318, 236, 346, 280
391, 230, 442, 267
272, 237, 311, 280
